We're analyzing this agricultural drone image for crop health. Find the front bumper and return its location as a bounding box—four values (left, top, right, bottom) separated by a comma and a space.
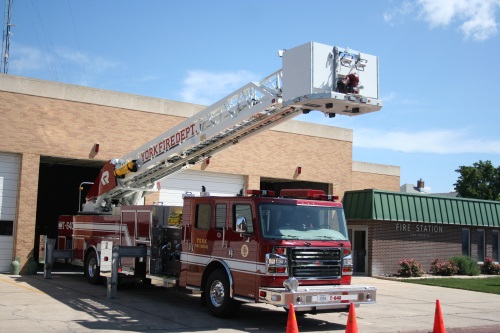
259, 284, 376, 312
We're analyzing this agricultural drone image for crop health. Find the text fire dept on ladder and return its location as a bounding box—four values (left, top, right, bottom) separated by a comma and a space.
140, 124, 197, 163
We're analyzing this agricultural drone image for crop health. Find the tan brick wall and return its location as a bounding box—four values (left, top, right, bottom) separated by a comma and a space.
0, 78, 400, 271
144, 191, 160, 205
0, 90, 354, 197
246, 175, 261, 192
190, 130, 353, 197
0, 91, 186, 160
351, 171, 400, 192
14, 153, 40, 273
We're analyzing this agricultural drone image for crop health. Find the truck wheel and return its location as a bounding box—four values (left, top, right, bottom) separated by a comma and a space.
85, 251, 101, 285
205, 269, 240, 318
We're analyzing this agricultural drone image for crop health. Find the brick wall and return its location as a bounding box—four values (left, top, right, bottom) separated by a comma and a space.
351, 171, 400, 192
0, 80, 400, 271
14, 153, 40, 273
0, 91, 186, 159
192, 130, 354, 197
0, 91, 356, 194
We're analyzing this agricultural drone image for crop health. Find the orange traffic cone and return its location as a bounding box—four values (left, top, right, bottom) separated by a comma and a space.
345, 302, 358, 333
286, 303, 299, 333
433, 299, 446, 333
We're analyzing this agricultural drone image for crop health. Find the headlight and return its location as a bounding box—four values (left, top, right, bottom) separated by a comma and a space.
343, 254, 352, 266
266, 252, 288, 275
276, 258, 287, 265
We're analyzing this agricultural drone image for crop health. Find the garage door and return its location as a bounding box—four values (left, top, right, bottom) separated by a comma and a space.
158, 170, 244, 206
0, 153, 20, 273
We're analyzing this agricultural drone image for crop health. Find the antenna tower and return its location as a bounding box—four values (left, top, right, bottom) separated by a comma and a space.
1, 0, 13, 74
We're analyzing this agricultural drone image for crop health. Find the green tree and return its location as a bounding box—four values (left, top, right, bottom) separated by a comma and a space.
454, 160, 500, 201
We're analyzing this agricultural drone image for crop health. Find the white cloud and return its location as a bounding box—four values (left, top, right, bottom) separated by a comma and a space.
9, 44, 48, 71
354, 128, 500, 154
417, 0, 500, 41
55, 46, 119, 74
9, 43, 120, 85
381, 91, 397, 103
180, 70, 259, 105
383, 0, 416, 25
384, 0, 500, 41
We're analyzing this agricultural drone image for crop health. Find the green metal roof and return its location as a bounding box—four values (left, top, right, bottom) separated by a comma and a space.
343, 189, 500, 227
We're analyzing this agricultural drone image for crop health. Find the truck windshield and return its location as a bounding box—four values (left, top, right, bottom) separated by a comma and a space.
258, 203, 348, 240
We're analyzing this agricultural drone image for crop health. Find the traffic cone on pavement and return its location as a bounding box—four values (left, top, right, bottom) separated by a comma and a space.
433, 299, 446, 333
286, 303, 299, 333
345, 302, 358, 333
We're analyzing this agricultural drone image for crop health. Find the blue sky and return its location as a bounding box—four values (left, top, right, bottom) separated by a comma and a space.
3, 0, 500, 194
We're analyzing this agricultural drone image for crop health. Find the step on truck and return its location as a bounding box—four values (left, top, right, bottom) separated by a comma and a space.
51, 41, 381, 317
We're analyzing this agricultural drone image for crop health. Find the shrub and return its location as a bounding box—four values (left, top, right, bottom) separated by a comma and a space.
398, 259, 424, 277
450, 255, 480, 276
430, 258, 459, 276
481, 257, 500, 275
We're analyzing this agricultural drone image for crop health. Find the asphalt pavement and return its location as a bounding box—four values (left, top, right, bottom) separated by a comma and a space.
1, 268, 500, 333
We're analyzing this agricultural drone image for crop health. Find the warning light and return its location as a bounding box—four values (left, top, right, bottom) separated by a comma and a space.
247, 189, 275, 197
296, 166, 301, 175
273, 247, 287, 255
317, 194, 339, 201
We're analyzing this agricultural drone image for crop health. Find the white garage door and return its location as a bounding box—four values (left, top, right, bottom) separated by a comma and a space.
0, 153, 20, 273
159, 170, 244, 206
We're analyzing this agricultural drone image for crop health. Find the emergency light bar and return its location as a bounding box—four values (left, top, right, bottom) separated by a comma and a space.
317, 194, 339, 201
279, 189, 325, 199
247, 189, 276, 197
279, 189, 337, 201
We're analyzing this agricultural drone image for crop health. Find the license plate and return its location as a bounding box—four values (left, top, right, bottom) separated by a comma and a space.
318, 294, 342, 302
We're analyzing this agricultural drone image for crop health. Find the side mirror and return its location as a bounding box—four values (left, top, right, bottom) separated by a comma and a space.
235, 217, 247, 233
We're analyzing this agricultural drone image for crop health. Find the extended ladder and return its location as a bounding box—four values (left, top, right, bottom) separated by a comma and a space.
85, 42, 383, 213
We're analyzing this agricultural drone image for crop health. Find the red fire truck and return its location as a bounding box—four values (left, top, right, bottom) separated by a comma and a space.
58, 189, 375, 317
53, 42, 382, 317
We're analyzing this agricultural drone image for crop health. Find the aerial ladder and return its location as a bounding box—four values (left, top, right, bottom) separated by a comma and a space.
82, 42, 382, 214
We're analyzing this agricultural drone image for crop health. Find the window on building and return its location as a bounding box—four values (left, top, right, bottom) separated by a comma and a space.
492, 230, 499, 262
195, 204, 211, 230
0, 220, 13, 236
477, 229, 485, 262
215, 204, 226, 229
233, 204, 253, 233
461, 229, 470, 256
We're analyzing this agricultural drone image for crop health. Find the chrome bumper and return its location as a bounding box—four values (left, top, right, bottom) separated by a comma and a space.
259, 284, 376, 311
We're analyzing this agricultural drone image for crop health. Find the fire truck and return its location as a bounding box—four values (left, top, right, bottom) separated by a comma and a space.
55, 42, 381, 317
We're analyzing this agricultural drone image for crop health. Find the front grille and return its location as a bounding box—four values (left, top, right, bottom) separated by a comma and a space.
290, 248, 342, 279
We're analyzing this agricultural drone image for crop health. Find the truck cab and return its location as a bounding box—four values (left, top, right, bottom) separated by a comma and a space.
178, 189, 375, 317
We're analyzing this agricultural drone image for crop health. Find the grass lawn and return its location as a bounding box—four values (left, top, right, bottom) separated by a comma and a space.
400, 276, 500, 295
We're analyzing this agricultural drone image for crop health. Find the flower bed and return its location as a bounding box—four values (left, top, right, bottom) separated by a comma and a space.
430, 258, 459, 276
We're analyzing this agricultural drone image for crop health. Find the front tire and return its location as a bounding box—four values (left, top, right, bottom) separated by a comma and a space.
85, 250, 101, 285
205, 269, 240, 318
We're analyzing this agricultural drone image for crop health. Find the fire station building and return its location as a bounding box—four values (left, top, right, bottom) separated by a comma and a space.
2, 74, 498, 277
0, 74, 400, 273
343, 189, 500, 276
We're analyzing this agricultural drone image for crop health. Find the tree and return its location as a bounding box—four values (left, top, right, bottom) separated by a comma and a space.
454, 160, 500, 201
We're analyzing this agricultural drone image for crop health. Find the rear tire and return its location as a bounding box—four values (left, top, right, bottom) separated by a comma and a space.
205, 269, 240, 318
85, 250, 101, 285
